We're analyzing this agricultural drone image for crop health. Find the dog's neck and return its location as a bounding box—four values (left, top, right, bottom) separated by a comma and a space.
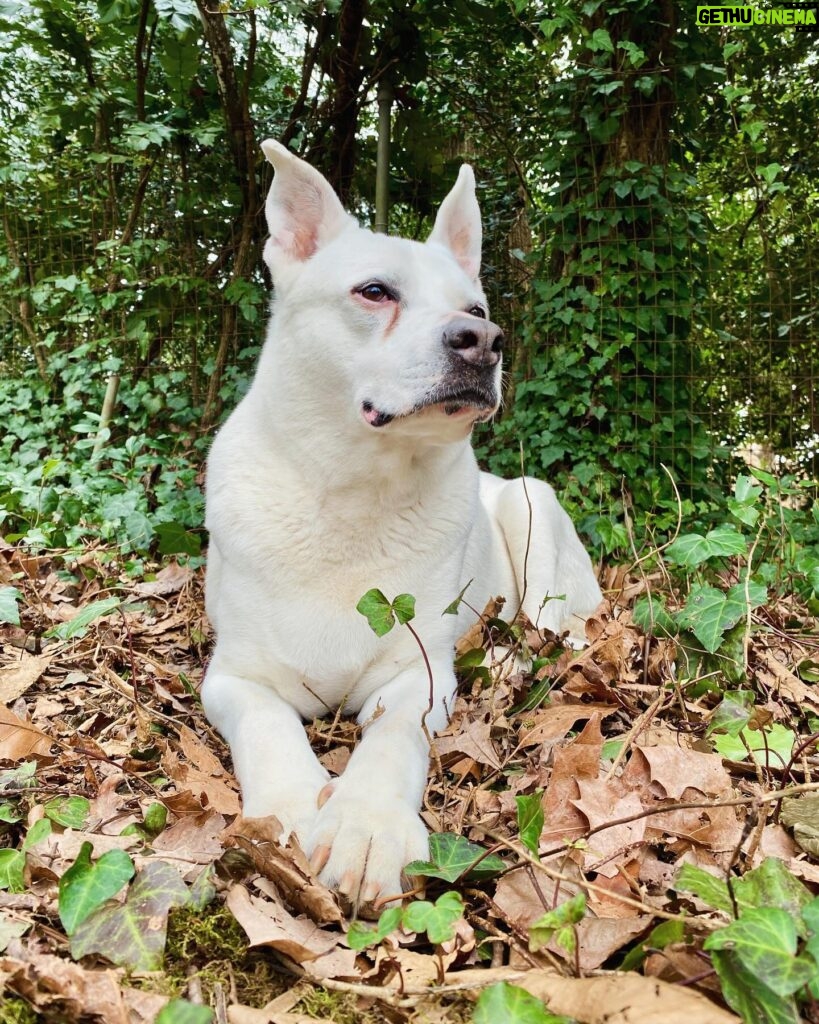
248, 381, 474, 506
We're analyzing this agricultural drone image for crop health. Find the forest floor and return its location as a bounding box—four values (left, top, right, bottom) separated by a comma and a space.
1, 541, 818, 1023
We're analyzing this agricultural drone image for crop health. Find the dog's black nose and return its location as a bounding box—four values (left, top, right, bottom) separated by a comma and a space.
443, 315, 504, 367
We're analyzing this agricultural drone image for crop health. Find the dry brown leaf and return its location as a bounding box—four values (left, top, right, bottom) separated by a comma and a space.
493, 866, 580, 932
162, 732, 241, 815
634, 744, 732, 799
226, 884, 356, 979
523, 968, 740, 1023
434, 716, 502, 770
572, 782, 646, 877
150, 811, 226, 866
178, 723, 227, 776
0, 704, 53, 758
0, 653, 53, 704
228, 817, 343, 925
757, 649, 819, 711
452, 966, 737, 1023
133, 562, 193, 597
227, 983, 316, 1024
0, 952, 167, 1024
517, 701, 617, 748
455, 596, 506, 657
542, 715, 604, 842
645, 942, 724, 994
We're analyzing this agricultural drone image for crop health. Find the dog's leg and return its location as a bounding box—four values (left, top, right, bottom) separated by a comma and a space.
488, 476, 602, 640
201, 665, 330, 838
306, 664, 455, 910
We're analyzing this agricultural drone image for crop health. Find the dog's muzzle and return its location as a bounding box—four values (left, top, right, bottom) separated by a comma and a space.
362, 315, 503, 429
443, 314, 504, 369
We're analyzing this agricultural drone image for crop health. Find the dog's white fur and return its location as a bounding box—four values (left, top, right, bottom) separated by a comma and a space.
202, 141, 602, 908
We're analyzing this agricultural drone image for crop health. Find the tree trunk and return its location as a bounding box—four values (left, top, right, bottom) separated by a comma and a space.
195, 3, 263, 427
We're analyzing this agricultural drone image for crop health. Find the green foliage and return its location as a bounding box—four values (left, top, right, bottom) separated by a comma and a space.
0, 586, 22, 625
630, 473, 819, 691
346, 906, 404, 951
0, 817, 51, 893
58, 842, 136, 934
46, 596, 124, 640
403, 890, 465, 944
404, 832, 505, 883
473, 981, 573, 1024
156, 1001, 214, 1024
347, 891, 464, 949
69, 859, 197, 970
0, 358, 208, 555
356, 589, 416, 637
44, 795, 90, 829
528, 893, 587, 957
515, 793, 544, 857
676, 858, 819, 1021
620, 919, 685, 972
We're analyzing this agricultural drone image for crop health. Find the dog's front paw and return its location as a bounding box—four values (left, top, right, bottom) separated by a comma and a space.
241, 786, 323, 846
306, 792, 429, 912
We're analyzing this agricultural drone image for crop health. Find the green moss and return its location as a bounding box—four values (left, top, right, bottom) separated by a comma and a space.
0, 999, 38, 1024
160, 900, 289, 1007
296, 987, 379, 1023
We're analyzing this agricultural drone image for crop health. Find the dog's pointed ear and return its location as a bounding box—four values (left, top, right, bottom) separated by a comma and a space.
261, 140, 354, 271
427, 165, 482, 281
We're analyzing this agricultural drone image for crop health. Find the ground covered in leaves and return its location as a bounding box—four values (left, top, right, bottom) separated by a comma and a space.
1, 539, 819, 1023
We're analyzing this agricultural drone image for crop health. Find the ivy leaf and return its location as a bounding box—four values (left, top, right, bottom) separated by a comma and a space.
356, 589, 395, 637
59, 842, 136, 935
143, 801, 169, 837
732, 858, 812, 921
515, 793, 544, 856
402, 891, 464, 944
621, 919, 685, 971
46, 596, 122, 640
22, 817, 51, 851
529, 892, 587, 954
631, 595, 677, 637
677, 581, 766, 653
590, 27, 614, 53
404, 832, 505, 882
442, 579, 473, 615
707, 690, 754, 737
666, 526, 748, 567
705, 908, 815, 997
346, 905, 403, 950
156, 1000, 214, 1024
0, 586, 22, 626
44, 795, 90, 829
0, 803, 21, 823
154, 521, 201, 556
709, 947, 801, 1024
474, 981, 571, 1024
392, 593, 416, 626
0, 850, 25, 892
69, 860, 190, 969
713, 722, 795, 765
674, 863, 733, 914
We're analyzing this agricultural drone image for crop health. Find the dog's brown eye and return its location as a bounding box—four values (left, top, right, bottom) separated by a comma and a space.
357, 282, 393, 303
468, 305, 487, 319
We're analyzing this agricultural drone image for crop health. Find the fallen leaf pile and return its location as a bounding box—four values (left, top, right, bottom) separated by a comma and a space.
1, 544, 818, 1023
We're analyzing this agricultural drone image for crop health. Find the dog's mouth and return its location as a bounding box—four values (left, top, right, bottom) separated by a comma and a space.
362, 384, 498, 429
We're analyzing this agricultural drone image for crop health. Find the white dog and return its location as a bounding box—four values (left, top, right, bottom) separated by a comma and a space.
202, 141, 602, 910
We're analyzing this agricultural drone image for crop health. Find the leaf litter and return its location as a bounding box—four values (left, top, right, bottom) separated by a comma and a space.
0, 544, 817, 1021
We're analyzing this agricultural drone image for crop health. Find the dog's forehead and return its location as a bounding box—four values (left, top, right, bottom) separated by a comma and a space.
317, 227, 481, 298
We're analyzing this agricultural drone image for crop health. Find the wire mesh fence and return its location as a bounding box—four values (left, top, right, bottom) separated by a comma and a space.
1, 81, 816, 501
